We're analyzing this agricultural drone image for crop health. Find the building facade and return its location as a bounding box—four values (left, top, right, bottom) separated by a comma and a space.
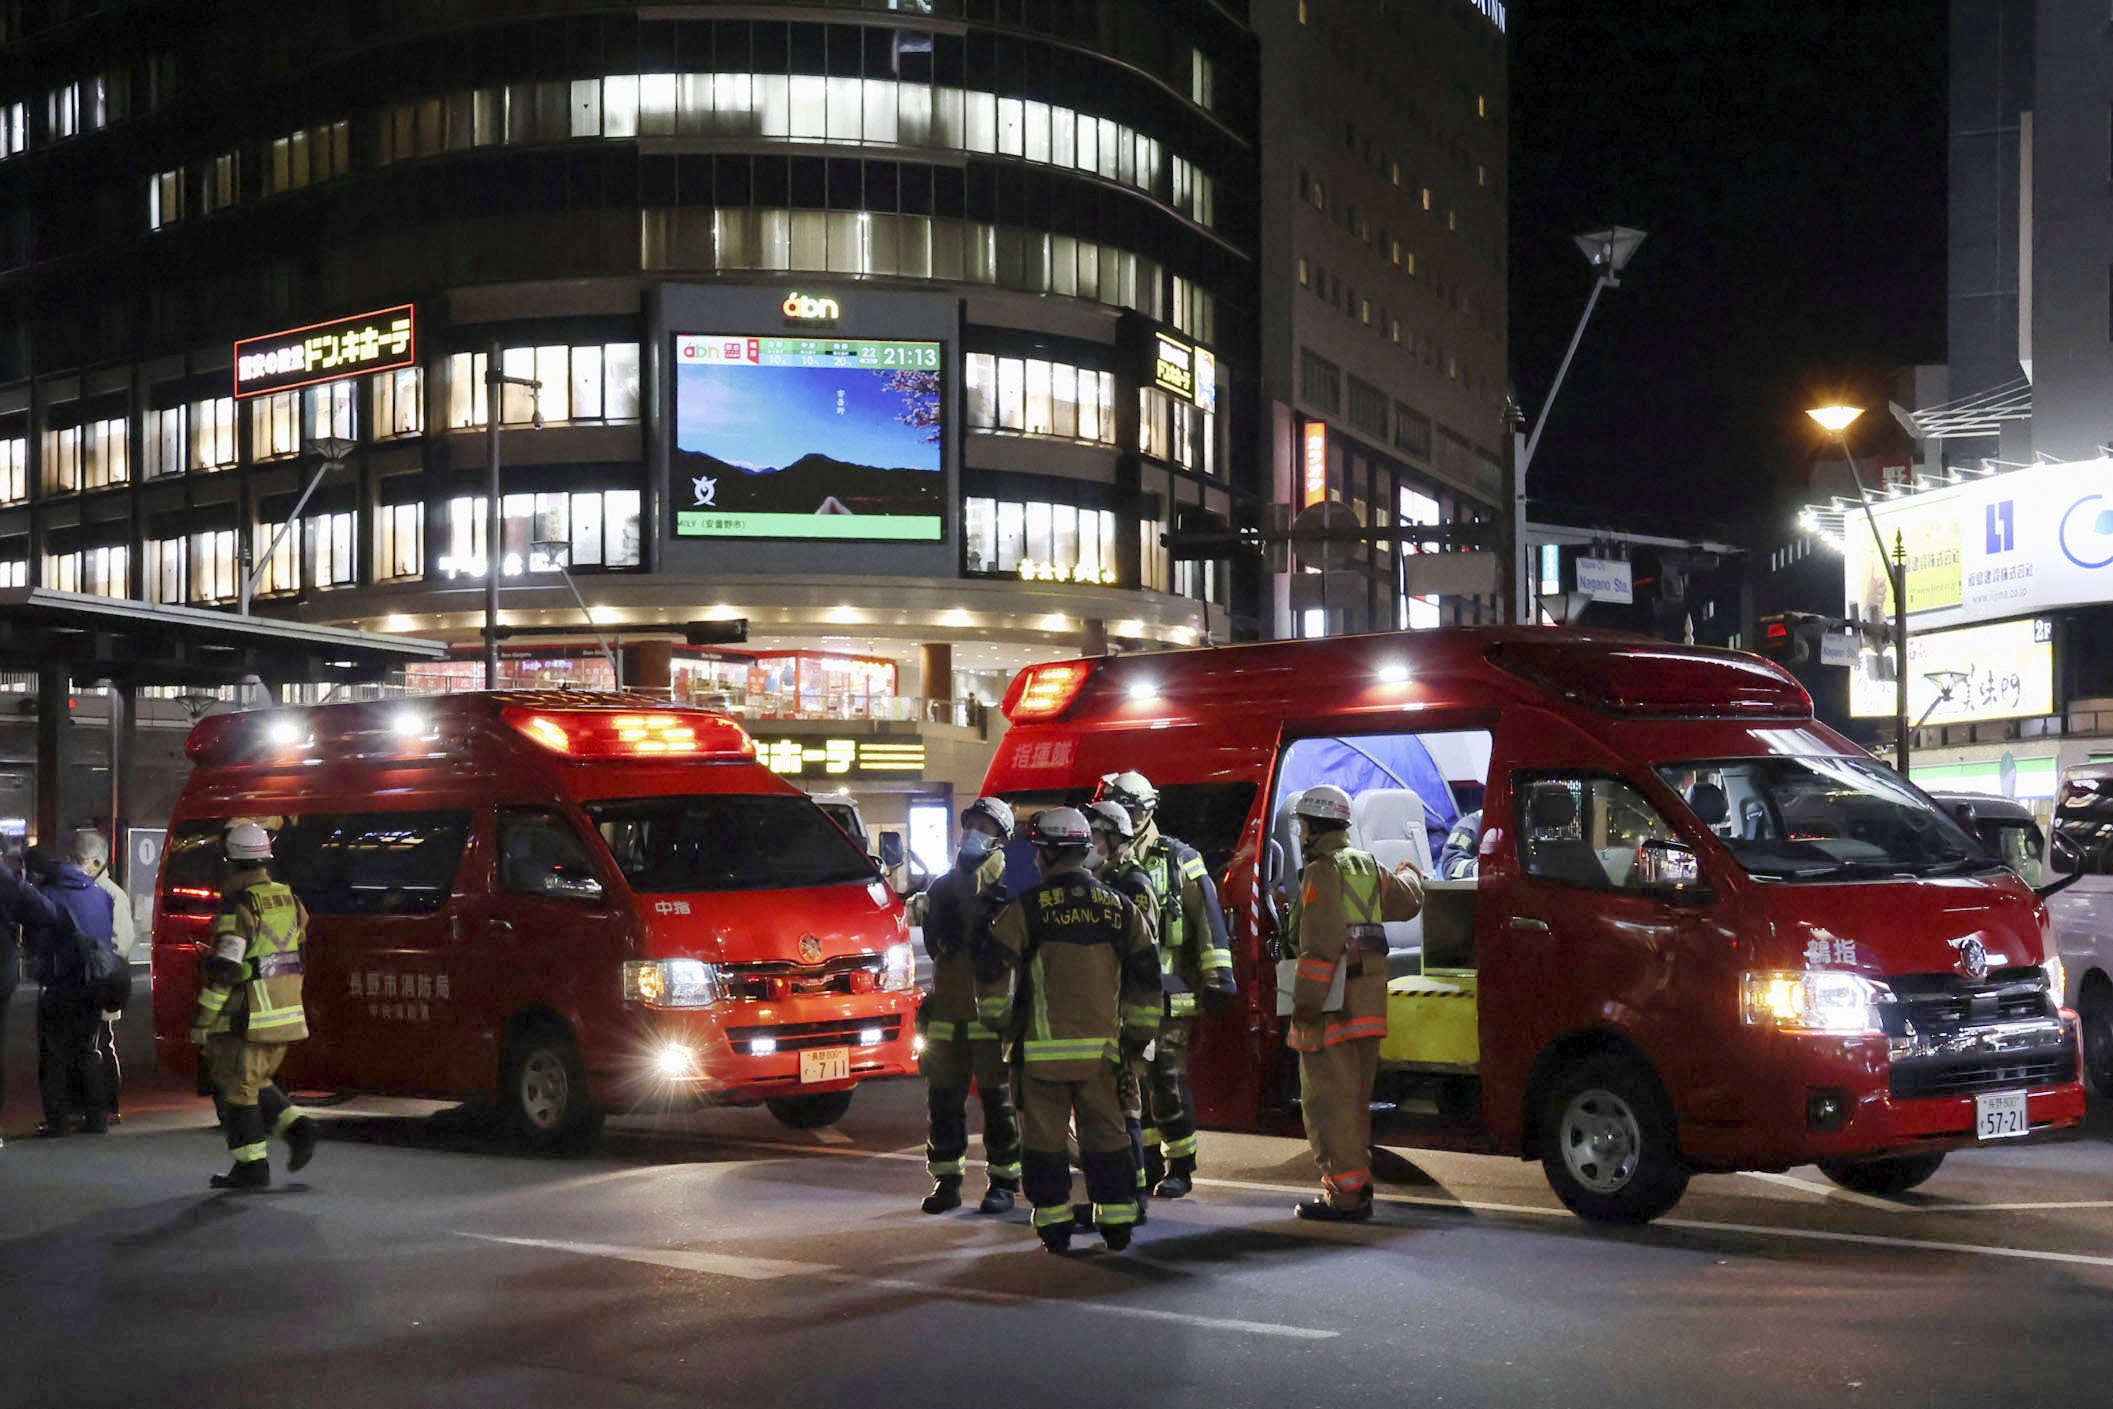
0, 0, 1259, 857
1253, 0, 1508, 639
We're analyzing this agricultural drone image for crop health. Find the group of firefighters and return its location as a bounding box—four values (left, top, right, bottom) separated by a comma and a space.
913, 772, 1423, 1254
28, 769, 1422, 1234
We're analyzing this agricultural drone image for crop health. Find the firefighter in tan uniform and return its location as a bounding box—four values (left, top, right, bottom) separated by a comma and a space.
989, 808, 1162, 1254
909, 797, 1021, 1215
1093, 770, 1236, 1199
191, 821, 319, 1190
1283, 785, 1423, 1221
1089, 800, 1160, 1218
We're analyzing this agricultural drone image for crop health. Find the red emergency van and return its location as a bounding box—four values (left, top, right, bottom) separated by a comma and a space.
982, 628, 2087, 1222
153, 692, 918, 1146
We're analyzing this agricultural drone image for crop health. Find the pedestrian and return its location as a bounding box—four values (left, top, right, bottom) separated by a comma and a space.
909, 796, 1022, 1216
1, 850, 67, 1150
1280, 785, 1424, 1221
989, 807, 1161, 1254
74, 831, 133, 1123
1093, 770, 1238, 1199
194, 821, 318, 1190
23, 846, 117, 1136
1088, 799, 1159, 1219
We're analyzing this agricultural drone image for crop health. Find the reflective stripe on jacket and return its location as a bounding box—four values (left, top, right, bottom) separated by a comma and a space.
990, 862, 1160, 1081
196, 872, 309, 1043
1285, 834, 1422, 1052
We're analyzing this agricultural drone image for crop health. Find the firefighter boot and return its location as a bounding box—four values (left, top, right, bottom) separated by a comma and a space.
1038, 1224, 1074, 1255
1154, 1154, 1196, 1200
1294, 1195, 1374, 1223
283, 1115, 319, 1173
921, 1176, 964, 1214
977, 1178, 1018, 1215
211, 1104, 271, 1191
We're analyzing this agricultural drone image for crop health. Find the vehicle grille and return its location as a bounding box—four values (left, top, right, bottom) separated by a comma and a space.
726, 1016, 904, 1053
1884, 966, 2073, 1101
720, 955, 884, 1002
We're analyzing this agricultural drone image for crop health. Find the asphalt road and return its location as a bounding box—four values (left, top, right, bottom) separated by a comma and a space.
6, 982, 2113, 1409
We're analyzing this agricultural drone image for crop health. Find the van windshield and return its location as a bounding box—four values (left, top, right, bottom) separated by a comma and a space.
1658, 757, 1997, 882
588, 795, 878, 894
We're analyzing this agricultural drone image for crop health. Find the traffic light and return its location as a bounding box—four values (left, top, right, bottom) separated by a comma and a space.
1758, 614, 1809, 664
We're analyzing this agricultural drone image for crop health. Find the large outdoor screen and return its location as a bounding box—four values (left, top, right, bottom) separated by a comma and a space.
672, 333, 944, 541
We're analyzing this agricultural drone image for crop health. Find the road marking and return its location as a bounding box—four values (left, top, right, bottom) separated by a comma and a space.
463, 1231, 1337, 1340
1737, 1171, 1908, 1213
1906, 1200, 2113, 1214
807, 1127, 855, 1146
654, 1137, 2113, 1274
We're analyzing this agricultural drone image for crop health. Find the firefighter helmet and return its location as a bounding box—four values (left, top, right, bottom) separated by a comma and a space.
1292, 785, 1354, 825
1087, 799, 1135, 842
1027, 807, 1095, 851
961, 796, 1016, 839
1093, 770, 1159, 818
224, 820, 274, 862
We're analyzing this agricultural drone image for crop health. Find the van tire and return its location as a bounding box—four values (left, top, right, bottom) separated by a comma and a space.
767, 1090, 855, 1129
2079, 981, 2113, 1096
501, 1027, 602, 1152
1538, 1054, 1689, 1224
1815, 1152, 1946, 1197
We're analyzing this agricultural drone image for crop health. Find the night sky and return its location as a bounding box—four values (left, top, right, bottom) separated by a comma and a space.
1508, 0, 1948, 545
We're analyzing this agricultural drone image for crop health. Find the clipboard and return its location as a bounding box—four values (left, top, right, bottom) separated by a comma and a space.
1274, 955, 1347, 1017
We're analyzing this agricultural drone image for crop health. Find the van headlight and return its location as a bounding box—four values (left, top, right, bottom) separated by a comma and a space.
880, 942, 916, 992
623, 959, 722, 1008
1742, 971, 1891, 1036
2042, 953, 2068, 1006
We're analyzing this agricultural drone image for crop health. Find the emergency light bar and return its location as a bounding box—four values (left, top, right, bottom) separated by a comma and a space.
502, 706, 755, 761
1002, 661, 1095, 722
184, 707, 452, 768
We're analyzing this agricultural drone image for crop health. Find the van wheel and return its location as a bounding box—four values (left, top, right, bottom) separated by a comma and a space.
2079, 982, 2113, 1096
502, 1028, 603, 1152
1815, 1152, 1946, 1197
1538, 1054, 1689, 1224
767, 1090, 855, 1129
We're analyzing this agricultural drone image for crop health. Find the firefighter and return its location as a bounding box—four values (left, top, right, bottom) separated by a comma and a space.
191, 821, 318, 1190
990, 808, 1161, 1254
1282, 785, 1423, 1221
910, 796, 1022, 1215
1094, 770, 1236, 1199
1089, 800, 1158, 1220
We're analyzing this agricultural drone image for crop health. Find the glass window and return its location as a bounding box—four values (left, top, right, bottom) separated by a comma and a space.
964, 496, 996, 573
0, 437, 25, 504
41, 424, 80, 493
376, 501, 422, 581
996, 500, 1024, 571
253, 522, 299, 596
995, 355, 1025, 431
189, 397, 237, 469
441, 495, 487, 578
189, 530, 237, 602
589, 795, 876, 894
250, 391, 299, 460
146, 538, 184, 604
371, 368, 424, 438
308, 510, 356, 587
81, 418, 128, 490
605, 344, 641, 420
1024, 359, 1053, 435
143, 407, 183, 477
1662, 758, 1991, 883
149, 167, 183, 229
1518, 776, 1677, 893
304, 381, 355, 442
281, 811, 472, 916
2054, 783, 2113, 876
498, 807, 604, 900
605, 489, 641, 566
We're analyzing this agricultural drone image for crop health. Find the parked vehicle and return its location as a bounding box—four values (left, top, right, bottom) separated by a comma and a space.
153, 693, 918, 1147
981, 629, 2086, 1222
1934, 792, 2046, 886
2043, 765, 2113, 1091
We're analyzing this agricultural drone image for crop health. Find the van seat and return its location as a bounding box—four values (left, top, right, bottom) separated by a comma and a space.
1353, 789, 1431, 960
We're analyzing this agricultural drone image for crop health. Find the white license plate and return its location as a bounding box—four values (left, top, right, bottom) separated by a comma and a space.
1975, 1089, 2030, 1141
799, 1047, 851, 1085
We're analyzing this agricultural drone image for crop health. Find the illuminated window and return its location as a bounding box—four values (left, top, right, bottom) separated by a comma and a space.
145, 538, 184, 604
188, 397, 237, 470
1190, 49, 1215, 110
1, 101, 25, 158
252, 522, 299, 597
147, 167, 183, 229
80, 417, 128, 490
303, 380, 355, 442
0, 437, 23, 503
47, 82, 78, 139
268, 120, 348, 195
370, 367, 424, 438
1399, 487, 1443, 630
1478, 94, 1488, 118
249, 391, 299, 461
445, 344, 639, 429
40, 424, 80, 493
188, 530, 237, 602
201, 152, 238, 214
375, 501, 423, 581
306, 510, 357, 588
964, 496, 1118, 583
1421, 186, 1433, 211
46, 545, 127, 598
441, 489, 639, 578
0, 559, 25, 588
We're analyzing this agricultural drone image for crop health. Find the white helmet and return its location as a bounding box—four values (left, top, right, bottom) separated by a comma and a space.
225, 821, 274, 862
1293, 785, 1354, 825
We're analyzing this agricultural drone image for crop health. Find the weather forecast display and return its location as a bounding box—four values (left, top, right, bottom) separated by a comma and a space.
672, 334, 944, 541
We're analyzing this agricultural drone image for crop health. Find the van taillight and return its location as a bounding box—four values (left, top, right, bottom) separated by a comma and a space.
161, 885, 218, 919
502, 706, 756, 760
1004, 662, 1094, 721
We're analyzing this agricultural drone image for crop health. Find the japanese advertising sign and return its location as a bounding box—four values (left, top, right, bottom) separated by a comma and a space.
1848, 617, 2054, 726
233, 305, 416, 398
754, 737, 926, 778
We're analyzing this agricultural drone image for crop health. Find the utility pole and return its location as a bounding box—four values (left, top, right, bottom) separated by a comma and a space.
1892, 529, 1909, 774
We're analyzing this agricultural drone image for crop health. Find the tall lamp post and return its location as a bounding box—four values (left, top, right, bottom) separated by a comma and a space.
240, 436, 356, 616
532, 539, 622, 689
1806, 403, 1911, 773
484, 348, 544, 687
1512, 225, 1648, 623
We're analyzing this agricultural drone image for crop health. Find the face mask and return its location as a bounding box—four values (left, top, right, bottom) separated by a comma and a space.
957, 832, 996, 865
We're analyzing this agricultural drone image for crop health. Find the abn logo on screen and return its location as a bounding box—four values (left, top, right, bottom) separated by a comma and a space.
783, 291, 841, 323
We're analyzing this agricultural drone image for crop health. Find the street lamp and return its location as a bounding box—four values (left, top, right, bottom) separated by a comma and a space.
532, 538, 622, 689
1512, 225, 1648, 623
240, 435, 356, 616
1805, 403, 1910, 773
485, 348, 544, 688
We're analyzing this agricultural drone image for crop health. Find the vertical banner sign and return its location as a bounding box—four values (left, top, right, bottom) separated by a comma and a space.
1303, 421, 1328, 506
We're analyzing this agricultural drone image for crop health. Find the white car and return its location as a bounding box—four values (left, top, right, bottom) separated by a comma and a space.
2042, 766, 2113, 1091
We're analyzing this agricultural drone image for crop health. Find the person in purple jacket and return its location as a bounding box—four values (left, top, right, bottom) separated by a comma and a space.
22, 847, 117, 1135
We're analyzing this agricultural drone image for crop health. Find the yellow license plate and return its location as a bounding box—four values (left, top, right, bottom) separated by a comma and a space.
800, 1047, 850, 1084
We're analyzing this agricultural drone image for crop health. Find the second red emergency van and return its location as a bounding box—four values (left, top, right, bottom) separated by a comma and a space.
153, 692, 918, 1146
982, 628, 2087, 1222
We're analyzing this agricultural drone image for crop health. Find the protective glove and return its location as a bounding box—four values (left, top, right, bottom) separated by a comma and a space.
1199, 979, 1237, 1014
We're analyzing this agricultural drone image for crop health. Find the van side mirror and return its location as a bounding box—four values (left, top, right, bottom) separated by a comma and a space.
878, 831, 905, 870
2037, 829, 2086, 900
1635, 838, 1711, 902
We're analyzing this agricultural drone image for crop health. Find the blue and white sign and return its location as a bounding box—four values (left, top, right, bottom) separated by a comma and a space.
1575, 556, 1634, 604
